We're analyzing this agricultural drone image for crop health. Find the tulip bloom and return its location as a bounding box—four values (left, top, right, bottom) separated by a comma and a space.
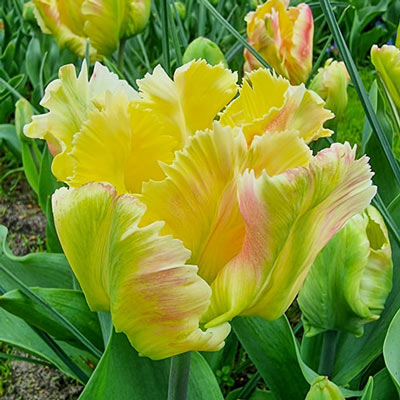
298, 206, 392, 337
27, 62, 376, 359
371, 44, 400, 109
244, 0, 313, 85
309, 59, 350, 121
31, 0, 151, 59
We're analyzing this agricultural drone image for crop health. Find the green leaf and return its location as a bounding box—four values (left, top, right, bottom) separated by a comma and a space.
79, 330, 223, 400
232, 316, 310, 400
383, 307, 400, 396
319, 0, 400, 187
226, 388, 276, 400
0, 225, 72, 290
0, 288, 103, 352
360, 377, 373, 400
0, 307, 95, 383
0, 124, 21, 158
362, 81, 400, 205
372, 369, 398, 400
25, 37, 42, 87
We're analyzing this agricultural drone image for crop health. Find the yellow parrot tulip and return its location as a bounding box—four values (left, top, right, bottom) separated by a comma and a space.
31, 0, 151, 59
26, 61, 376, 360
244, 0, 313, 84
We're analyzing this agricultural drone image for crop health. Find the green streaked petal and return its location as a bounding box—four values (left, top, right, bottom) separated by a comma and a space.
52, 183, 229, 359
205, 143, 376, 327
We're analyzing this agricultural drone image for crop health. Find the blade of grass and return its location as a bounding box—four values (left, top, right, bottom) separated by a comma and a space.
33, 327, 89, 383
160, 0, 171, 75
0, 262, 103, 359
0, 352, 52, 367
168, 1, 183, 67
0, 284, 89, 383
0, 77, 39, 114
235, 372, 261, 400
210, 0, 225, 42
198, 1, 206, 37
319, 0, 400, 187
199, 0, 271, 70
38, 51, 48, 98
373, 193, 400, 247
216, 4, 239, 44
137, 34, 152, 71
171, 1, 188, 47
225, 40, 244, 63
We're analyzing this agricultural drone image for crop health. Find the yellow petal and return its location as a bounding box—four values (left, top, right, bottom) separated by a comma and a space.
246, 130, 312, 176
68, 97, 177, 193
205, 143, 376, 327
32, 0, 93, 59
24, 62, 138, 185
140, 122, 248, 284
220, 68, 333, 144
52, 183, 230, 359
136, 60, 238, 146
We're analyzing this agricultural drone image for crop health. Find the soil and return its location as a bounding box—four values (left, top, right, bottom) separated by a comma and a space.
2, 354, 82, 400
0, 168, 83, 399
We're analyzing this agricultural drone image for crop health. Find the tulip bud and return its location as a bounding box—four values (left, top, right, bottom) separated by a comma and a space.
23, 2, 37, 24
244, 0, 313, 85
396, 22, 400, 48
15, 99, 33, 143
298, 206, 392, 337
371, 44, 400, 109
309, 59, 350, 121
182, 37, 228, 67
31, 0, 151, 60
171, 2, 186, 20
305, 377, 344, 400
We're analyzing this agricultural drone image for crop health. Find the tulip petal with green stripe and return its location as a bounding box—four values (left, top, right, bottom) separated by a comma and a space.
204, 143, 376, 327
52, 183, 230, 359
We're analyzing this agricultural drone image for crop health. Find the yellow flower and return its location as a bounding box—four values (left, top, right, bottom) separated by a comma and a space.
27, 61, 376, 359
309, 59, 350, 121
24, 60, 237, 193
31, 0, 151, 59
371, 44, 400, 109
244, 0, 313, 84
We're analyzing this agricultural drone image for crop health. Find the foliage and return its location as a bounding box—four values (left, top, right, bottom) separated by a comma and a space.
0, 0, 400, 399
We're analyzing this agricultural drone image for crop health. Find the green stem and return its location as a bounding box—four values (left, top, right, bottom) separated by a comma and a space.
160, 0, 170, 75
318, 330, 338, 377
117, 39, 126, 72
167, 352, 191, 400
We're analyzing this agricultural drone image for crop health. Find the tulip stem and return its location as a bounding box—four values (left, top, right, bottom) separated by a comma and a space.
167, 352, 191, 400
118, 39, 126, 72
318, 330, 338, 378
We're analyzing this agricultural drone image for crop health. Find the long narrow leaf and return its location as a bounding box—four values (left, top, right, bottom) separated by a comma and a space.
160, 0, 170, 75
319, 0, 400, 187
0, 262, 103, 359
199, 0, 271, 70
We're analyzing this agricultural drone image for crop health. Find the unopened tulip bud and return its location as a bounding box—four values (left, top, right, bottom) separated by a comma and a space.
298, 206, 392, 337
309, 59, 350, 120
371, 44, 400, 109
182, 37, 228, 67
305, 377, 344, 400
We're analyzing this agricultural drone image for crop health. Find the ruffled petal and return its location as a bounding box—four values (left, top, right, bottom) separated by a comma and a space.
52, 183, 230, 359
140, 123, 247, 284
136, 60, 238, 146
24, 62, 138, 185
220, 69, 333, 144
205, 143, 376, 327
